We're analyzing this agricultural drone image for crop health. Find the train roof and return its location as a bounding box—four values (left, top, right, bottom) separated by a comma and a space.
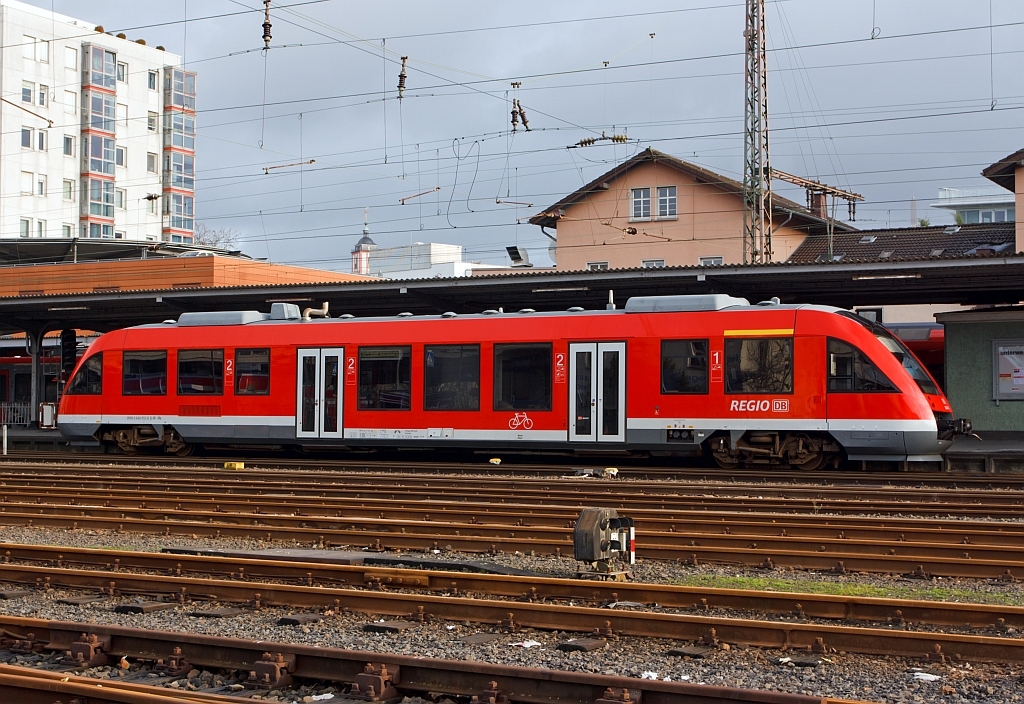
131, 295, 847, 331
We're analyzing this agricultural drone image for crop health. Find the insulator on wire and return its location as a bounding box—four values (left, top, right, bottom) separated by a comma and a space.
577, 137, 597, 147
611, 134, 628, 143
397, 56, 408, 100
511, 100, 519, 132
517, 100, 530, 131
262, 0, 272, 49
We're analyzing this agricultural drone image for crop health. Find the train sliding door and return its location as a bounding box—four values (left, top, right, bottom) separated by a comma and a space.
296, 348, 344, 440
569, 342, 625, 443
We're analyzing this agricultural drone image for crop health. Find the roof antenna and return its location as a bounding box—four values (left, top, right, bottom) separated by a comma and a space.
606, 290, 616, 310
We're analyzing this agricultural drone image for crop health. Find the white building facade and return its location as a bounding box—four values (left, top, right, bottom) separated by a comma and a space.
1, 0, 195, 243
930, 186, 1015, 225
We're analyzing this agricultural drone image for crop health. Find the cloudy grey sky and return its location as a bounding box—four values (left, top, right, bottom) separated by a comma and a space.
37, 0, 1024, 269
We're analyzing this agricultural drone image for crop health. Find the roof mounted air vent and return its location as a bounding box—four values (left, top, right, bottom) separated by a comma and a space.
756, 297, 782, 306
340, 314, 355, 319
441, 311, 458, 318
624, 294, 750, 313
567, 306, 585, 312
397, 312, 414, 317
482, 309, 500, 315
518, 308, 536, 314
178, 311, 267, 326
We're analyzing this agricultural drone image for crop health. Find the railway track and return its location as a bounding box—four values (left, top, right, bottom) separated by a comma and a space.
0, 664, 234, 703
2, 542, 1022, 630
0, 617, 858, 704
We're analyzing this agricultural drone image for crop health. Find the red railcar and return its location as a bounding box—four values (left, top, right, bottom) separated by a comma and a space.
58, 295, 970, 468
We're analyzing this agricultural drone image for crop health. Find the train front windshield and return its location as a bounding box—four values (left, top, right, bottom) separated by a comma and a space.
839, 312, 939, 396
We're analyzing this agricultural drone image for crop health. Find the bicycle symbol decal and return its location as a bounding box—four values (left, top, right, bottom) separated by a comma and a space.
508, 412, 534, 430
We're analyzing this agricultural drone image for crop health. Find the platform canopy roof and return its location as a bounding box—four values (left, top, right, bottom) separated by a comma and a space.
1, 254, 1023, 337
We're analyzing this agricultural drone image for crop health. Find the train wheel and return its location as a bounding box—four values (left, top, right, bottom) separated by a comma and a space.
173, 443, 194, 457
710, 437, 741, 468
784, 433, 826, 470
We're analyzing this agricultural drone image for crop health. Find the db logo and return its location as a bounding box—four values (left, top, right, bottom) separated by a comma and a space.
729, 399, 789, 412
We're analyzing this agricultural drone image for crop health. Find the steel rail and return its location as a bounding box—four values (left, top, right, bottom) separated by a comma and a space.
0, 664, 236, 703
0, 616, 857, 704
5, 453, 1024, 487
0, 566, 1021, 663
1, 507, 1021, 578
1, 466, 1021, 506
3, 485, 1024, 545
1, 475, 1021, 519
2, 542, 1022, 629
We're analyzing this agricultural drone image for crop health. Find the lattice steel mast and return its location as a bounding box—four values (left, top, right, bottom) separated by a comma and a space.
743, 0, 772, 263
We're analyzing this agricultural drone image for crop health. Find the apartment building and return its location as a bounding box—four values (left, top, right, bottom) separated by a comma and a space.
1, 0, 195, 243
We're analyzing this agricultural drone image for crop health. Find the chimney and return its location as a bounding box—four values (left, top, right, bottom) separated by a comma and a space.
809, 192, 827, 220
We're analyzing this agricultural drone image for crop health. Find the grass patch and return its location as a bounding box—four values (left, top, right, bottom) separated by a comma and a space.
672, 574, 1024, 607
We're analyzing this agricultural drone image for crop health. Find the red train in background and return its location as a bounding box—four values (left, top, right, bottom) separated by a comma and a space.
57, 294, 970, 469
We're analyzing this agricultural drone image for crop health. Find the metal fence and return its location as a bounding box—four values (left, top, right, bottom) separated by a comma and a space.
0, 403, 32, 426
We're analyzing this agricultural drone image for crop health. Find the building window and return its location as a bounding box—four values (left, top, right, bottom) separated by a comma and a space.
493, 343, 551, 411
147, 196, 158, 215
725, 338, 793, 394
147, 152, 158, 173
37, 130, 46, 151
87, 136, 116, 174
36, 220, 46, 237
21, 81, 32, 103
631, 187, 651, 219
122, 350, 167, 396
23, 35, 35, 60
166, 193, 194, 230
424, 345, 480, 411
64, 90, 76, 114
114, 231, 125, 239
36, 174, 46, 196
87, 178, 115, 217
63, 135, 74, 156
167, 152, 194, 189
37, 85, 48, 107
641, 259, 665, 268
166, 68, 197, 110
65, 46, 77, 70
148, 70, 158, 90
115, 146, 126, 167
88, 223, 114, 238
586, 261, 609, 271
148, 111, 158, 131
63, 180, 74, 201
657, 186, 677, 217
178, 349, 224, 395
827, 338, 896, 392
36, 39, 48, 63
962, 209, 980, 224
90, 46, 117, 89
62, 224, 73, 238
699, 256, 724, 266
358, 346, 412, 409
115, 188, 126, 209
20, 219, 30, 238
116, 103, 128, 127
88, 92, 116, 132
165, 112, 196, 149
661, 340, 709, 394
20, 172, 33, 195
116, 61, 127, 83
21, 127, 32, 149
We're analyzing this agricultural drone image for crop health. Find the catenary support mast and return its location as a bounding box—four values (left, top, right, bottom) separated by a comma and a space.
743, 0, 772, 263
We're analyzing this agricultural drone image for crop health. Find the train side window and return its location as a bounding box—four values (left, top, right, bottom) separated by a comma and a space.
235, 348, 270, 395
178, 349, 224, 395
66, 352, 102, 395
725, 338, 793, 394
661, 339, 708, 393
493, 343, 552, 411
122, 350, 167, 396
425, 344, 480, 411
828, 338, 897, 392
359, 346, 411, 409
